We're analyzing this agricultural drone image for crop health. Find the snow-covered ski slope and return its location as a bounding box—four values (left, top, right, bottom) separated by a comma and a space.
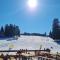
0, 35, 60, 53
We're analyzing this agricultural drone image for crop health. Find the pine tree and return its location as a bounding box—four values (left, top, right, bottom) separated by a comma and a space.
14, 25, 20, 36
9, 24, 14, 37
49, 30, 52, 38
4, 24, 9, 37
52, 18, 60, 39
0, 26, 5, 37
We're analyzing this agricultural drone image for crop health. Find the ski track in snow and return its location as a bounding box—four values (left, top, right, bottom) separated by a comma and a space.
0, 35, 60, 54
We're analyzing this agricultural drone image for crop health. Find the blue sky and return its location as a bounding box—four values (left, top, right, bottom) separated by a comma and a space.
0, 0, 60, 34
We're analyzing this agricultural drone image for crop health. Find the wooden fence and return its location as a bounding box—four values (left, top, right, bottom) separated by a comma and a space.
0, 49, 59, 60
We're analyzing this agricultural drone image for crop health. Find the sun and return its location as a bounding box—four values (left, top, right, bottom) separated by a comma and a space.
27, 0, 38, 9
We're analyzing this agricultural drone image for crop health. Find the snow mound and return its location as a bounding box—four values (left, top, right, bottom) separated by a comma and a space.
0, 35, 60, 53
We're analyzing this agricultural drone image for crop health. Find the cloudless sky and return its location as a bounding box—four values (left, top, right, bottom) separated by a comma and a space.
0, 0, 60, 34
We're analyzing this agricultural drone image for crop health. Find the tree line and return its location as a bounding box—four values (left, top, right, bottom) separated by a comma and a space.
21, 32, 47, 36
49, 18, 60, 39
0, 18, 60, 39
0, 24, 20, 38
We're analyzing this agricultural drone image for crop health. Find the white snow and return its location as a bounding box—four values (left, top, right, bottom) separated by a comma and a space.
0, 35, 60, 54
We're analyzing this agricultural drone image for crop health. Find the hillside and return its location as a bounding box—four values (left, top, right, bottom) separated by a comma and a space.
0, 35, 60, 54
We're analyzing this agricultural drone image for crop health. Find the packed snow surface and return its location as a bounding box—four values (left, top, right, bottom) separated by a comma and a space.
0, 35, 60, 53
